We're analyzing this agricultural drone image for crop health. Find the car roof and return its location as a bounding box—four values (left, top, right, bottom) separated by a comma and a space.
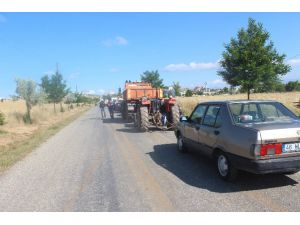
198, 100, 278, 105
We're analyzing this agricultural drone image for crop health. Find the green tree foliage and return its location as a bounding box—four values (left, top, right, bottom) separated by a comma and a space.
41, 71, 69, 112
218, 18, 291, 100
222, 87, 229, 94
196, 90, 203, 96
185, 89, 193, 97
34, 88, 48, 106
15, 78, 37, 123
172, 81, 181, 96
102, 94, 112, 101
285, 81, 300, 92
64, 93, 76, 104
140, 70, 164, 88
74, 92, 98, 105
274, 81, 286, 92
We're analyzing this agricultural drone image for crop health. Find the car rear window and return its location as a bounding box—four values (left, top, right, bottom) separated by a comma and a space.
229, 102, 298, 124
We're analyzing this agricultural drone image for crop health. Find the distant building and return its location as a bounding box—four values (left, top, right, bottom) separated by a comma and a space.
179, 88, 188, 97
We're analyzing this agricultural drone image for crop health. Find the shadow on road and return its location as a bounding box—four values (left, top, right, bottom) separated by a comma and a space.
116, 124, 142, 133
102, 116, 129, 124
149, 143, 298, 193
81, 117, 102, 121
116, 125, 168, 134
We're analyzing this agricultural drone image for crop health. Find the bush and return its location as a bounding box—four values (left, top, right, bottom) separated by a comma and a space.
0, 112, 5, 125
185, 89, 193, 97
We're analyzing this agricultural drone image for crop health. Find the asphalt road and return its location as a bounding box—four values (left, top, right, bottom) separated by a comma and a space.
0, 107, 300, 211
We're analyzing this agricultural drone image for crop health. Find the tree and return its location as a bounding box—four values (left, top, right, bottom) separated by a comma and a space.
34, 88, 48, 106
118, 87, 122, 97
274, 81, 286, 92
185, 89, 193, 97
140, 70, 164, 88
41, 71, 69, 112
285, 81, 300, 92
222, 87, 229, 94
64, 92, 77, 109
172, 81, 181, 96
196, 90, 203, 96
15, 78, 37, 123
218, 18, 291, 100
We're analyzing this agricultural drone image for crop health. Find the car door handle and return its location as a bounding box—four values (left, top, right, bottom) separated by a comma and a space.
214, 130, 220, 135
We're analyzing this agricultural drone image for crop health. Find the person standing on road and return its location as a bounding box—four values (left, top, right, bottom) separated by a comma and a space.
99, 100, 106, 119
107, 100, 115, 119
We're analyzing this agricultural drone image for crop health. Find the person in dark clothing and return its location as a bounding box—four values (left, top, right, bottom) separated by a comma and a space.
99, 100, 106, 119
107, 100, 115, 119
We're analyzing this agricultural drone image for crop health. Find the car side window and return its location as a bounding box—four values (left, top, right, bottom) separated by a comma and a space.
190, 105, 207, 124
203, 105, 221, 127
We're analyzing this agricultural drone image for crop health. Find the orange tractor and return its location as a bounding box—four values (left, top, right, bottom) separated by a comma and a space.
121, 81, 180, 131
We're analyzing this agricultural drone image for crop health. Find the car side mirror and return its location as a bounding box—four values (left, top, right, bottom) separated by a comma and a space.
180, 116, 188, 122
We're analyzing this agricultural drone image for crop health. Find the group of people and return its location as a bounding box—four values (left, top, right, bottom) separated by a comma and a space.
99, 100, 115, 119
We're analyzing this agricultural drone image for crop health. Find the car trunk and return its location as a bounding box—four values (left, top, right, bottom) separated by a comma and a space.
240, 120, 300, 158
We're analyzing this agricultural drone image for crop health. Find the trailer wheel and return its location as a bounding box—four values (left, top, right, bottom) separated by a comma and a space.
170, 104, 180, 126
139, 106, 149, 132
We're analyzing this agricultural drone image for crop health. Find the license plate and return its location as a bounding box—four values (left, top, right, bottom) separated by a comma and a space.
282, 143, 300, 153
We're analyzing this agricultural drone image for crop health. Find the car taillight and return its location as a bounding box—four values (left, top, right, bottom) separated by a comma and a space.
260, 143, 282, 156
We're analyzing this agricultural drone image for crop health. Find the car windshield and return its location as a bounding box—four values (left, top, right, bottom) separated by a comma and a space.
229, 102, 299, 124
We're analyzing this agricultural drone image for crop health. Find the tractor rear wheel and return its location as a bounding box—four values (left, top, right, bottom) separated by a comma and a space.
139, 106, 149, 132
121, 102, 128, 120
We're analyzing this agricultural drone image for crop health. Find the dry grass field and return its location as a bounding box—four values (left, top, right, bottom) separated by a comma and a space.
0, 100, 92, 170
176, 92, 300, 116
0, 100, 91, 146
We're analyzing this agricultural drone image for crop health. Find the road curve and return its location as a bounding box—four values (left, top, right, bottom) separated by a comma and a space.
0, 107, 299, 211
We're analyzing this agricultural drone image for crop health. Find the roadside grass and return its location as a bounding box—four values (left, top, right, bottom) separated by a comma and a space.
0, 130, 8, 136
0, 109, 88, 172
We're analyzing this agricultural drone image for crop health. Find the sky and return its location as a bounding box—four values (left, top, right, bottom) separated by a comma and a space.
0, 12, 300, 97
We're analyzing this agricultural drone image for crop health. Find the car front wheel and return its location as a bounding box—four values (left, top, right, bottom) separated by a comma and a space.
216, 153, 238, 181
177, 134, 187, 153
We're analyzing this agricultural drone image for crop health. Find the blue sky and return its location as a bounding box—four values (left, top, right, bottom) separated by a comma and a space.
0, 13, 300, 97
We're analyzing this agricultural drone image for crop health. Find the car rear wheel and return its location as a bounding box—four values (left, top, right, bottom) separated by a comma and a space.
177, 133, 187, 153
216, 153, 238, 181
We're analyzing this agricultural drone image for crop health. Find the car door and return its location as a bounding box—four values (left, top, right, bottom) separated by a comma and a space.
184, 104, 207, 149
198, 104, 223, 156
